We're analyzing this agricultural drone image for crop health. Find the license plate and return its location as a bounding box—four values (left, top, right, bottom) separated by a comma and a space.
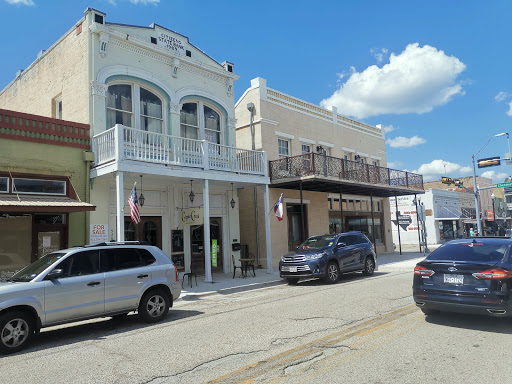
289, 266, 297, 273
444, 274, 464, 285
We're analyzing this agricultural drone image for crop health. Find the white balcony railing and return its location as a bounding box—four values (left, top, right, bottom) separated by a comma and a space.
92, 124, 266, 176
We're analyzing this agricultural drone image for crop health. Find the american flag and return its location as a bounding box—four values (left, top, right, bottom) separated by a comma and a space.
128, 186, 140, 224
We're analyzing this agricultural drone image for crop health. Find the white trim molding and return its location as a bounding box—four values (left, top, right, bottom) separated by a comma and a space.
299, 137, 316, 145
284, 198, 311, 204
357, 152, 369, 157
341, 147, 355, 153
318, 140, 334, 148
275, 131, 294, 140
370, 155, 382, 160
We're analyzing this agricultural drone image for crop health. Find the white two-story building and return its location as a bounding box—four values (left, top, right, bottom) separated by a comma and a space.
0, 8, 273, 281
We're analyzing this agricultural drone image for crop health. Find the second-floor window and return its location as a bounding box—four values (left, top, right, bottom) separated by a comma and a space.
278, 138, 290, 158
107, 83, 163, 134
180, 102, 222, 144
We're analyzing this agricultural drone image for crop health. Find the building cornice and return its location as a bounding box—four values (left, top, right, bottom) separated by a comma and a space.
89, 22, 239, 84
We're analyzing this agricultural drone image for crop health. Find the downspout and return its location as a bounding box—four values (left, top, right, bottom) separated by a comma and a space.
84, 151, 94, 244
248, 102, 261, 267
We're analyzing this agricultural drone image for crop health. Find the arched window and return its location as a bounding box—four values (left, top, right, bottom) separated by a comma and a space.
180, 101, 222, 144
107, 83, 163, 134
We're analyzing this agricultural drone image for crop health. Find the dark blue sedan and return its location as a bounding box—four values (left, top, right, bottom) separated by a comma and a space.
413, 237, 512, 317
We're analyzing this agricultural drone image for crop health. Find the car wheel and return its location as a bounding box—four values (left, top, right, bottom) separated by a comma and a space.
0, 311, 34, 355
362, 257, 375, 276
323, 262, 339, 284
287, 278, 299, 285
138, 289, 170, 323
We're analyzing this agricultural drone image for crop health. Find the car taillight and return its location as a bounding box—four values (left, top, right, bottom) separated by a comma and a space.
472, 268, 512, 280
414, 265, 435, 276
175, 266, 179, 282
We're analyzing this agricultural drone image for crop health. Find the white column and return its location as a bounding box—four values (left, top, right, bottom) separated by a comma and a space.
203, 179, 212, 282
263, 184, 273, 273
116, 171, 124, 242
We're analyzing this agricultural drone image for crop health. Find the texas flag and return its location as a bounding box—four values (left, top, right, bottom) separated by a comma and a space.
274, 194, 284, 221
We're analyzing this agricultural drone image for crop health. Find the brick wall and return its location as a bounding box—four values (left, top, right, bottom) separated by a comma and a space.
0, 22, 89, 124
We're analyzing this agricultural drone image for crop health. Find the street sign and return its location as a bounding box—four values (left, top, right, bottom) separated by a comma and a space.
497, 181, 512, 188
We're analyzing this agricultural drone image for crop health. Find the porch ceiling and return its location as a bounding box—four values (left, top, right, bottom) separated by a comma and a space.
270, 176, 425, 198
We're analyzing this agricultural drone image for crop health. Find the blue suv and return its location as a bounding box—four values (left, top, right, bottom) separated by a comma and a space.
279, 232, 377, 284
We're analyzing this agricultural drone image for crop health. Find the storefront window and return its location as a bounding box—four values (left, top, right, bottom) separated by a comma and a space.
0, 177, 8, 193
439, 220, 458, 240
13, 178, 66, 195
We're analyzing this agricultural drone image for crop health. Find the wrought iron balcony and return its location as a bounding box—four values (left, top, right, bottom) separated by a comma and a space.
269, 153, 423, 196
92, 124, 267, 176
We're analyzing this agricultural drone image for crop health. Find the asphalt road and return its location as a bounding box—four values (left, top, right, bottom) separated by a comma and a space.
2, 266, 512, 384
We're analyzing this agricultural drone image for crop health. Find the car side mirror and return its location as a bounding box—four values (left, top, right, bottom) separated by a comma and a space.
337, 242, 346, 248
46, 269, 64, 280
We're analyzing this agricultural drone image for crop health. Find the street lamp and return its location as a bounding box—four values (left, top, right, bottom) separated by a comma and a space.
471, 132, 508, 236
491, 192, 496, 236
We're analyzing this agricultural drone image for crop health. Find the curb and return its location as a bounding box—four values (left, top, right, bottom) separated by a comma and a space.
178, 278, 286, 301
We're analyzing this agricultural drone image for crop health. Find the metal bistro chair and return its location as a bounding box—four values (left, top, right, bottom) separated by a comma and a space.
182, 262, 197, 288
247, 253, 256, 277
232, 254, 242, 279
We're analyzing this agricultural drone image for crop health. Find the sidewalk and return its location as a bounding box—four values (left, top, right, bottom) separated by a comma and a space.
178, 269, 284, 301
176, 246, 439, 301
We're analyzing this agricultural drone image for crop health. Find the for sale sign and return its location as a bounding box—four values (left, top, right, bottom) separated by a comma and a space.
90, 224, 108, 244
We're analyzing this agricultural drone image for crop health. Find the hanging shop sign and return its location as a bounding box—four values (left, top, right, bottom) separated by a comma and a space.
179, 207, 204, 226
211, 239, 218, 268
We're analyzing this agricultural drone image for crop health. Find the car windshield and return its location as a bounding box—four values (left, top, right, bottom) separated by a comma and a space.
299, 236, 337, 251
10, 252, 68, 282
427, 241, 510, 263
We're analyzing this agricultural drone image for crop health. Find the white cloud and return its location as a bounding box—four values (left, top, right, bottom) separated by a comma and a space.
370, 48, 388, 63
413, 159, 472, 181
381, 124, 396, 133
387, 161, 403, 169
320, 43, 466, 119
480, 170, 510, 183
386, 135, 426, 148
495, 91, 510, 102
130, 0, 159, 4
507, 101, 512, 117
5, 0, 34, 5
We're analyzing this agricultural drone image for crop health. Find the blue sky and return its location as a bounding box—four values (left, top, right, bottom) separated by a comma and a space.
1, 0, 512, 184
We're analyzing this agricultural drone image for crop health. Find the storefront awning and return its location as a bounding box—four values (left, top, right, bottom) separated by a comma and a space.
0, 195, 96, 213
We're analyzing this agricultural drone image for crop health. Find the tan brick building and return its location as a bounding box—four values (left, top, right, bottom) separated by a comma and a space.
235, 78, 424, 269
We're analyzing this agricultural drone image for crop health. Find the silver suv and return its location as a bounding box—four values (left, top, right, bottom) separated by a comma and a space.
0, 242, 181, 354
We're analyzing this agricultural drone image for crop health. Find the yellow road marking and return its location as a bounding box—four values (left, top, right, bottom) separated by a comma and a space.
205, 305, 417, 384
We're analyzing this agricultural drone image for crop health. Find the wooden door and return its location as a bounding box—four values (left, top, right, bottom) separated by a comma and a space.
124, 216, 162, 249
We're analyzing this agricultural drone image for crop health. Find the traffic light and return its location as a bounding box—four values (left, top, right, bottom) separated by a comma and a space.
441, 177, 454, 185
477, 157, 501, 168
